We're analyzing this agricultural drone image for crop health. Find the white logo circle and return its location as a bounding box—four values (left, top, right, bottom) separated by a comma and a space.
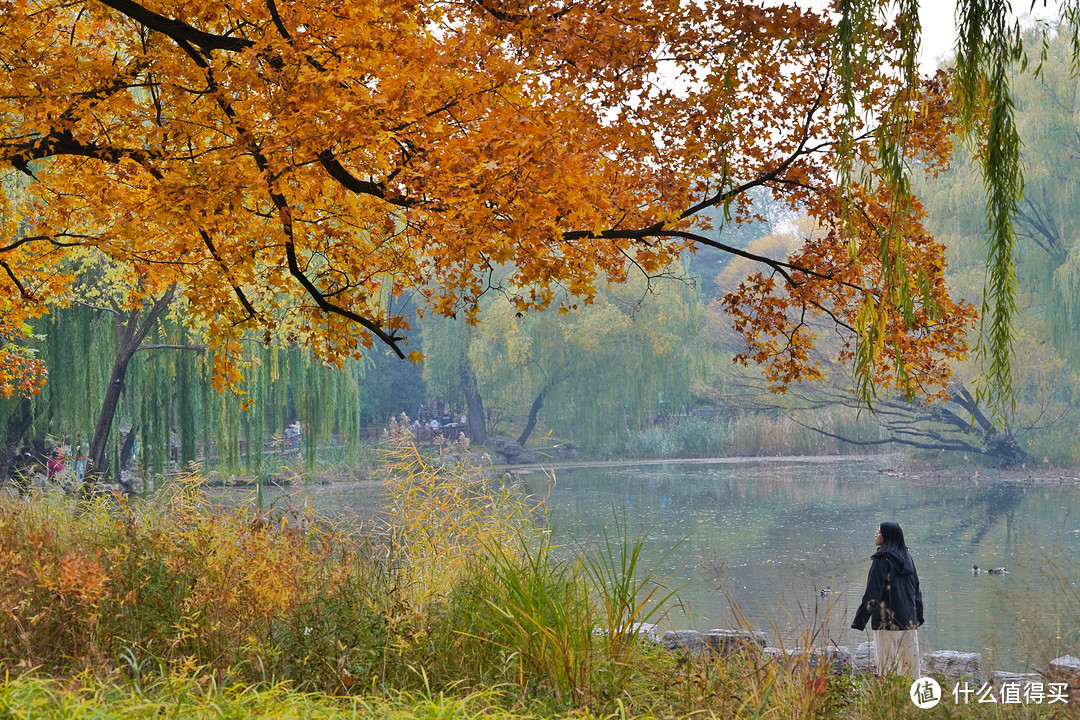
909, 677, 942, 709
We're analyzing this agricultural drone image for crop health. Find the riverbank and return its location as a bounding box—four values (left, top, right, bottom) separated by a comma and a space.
883, 457, 1080, 486
3, 431, 1077, 718
496, 451, 898, 476
493, 451, 1080, 486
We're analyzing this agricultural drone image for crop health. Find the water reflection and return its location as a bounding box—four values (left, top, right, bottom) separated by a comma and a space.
217, 457, 1080, 671
531, 458, 1080, 671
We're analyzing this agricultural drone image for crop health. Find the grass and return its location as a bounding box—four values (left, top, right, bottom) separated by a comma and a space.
0, 676, 558, 719
2, 665, 1072, 719
1, 421, 1074, 718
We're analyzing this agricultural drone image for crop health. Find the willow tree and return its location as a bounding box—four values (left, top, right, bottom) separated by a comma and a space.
837, 0, 1080, 414
0, 298, 169, 488
2, 296, 369, 491
469, 273, 703, 450
0, 190, 365, 490
0, 0, 982, 417
2, 245, 192, 491
120, 333, 369, 482
420, 313, 487, 443
922, 26, 1080, 354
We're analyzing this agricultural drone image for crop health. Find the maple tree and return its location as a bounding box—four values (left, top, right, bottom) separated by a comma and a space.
0, 327, 45, 399
0, 0, 979, 423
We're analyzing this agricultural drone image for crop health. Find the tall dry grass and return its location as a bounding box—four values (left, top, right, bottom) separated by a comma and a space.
2, 423, 1073, 717
0, 422, 681, 706
624, 411, 885, 459
0, 475, 401, 691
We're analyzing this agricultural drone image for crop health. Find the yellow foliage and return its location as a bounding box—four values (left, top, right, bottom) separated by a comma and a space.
0, 0, 968, 401
377, 418, 541, 605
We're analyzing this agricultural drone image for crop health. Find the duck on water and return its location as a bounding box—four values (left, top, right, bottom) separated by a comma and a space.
971, 565, 1008, 575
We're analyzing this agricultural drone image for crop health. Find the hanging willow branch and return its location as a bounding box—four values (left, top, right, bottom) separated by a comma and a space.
834, 0, 1072, 420
954, 0, 1024, 417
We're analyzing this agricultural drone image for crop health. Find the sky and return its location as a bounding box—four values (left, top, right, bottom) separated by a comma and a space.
921, 0, 1064, 69
800, 0, 1063, 73
918, 0, 961, 70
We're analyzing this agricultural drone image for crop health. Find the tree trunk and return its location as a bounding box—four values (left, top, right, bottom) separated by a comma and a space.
458, 354, 486, 444
82, 289, 176, 496
801, 381, 1032, 468
0, 398, 35, 483
84, 341, 142, 495
517, 388, 547, 447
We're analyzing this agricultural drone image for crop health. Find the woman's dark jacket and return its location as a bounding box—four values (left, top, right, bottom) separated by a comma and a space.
851, 548, 924, 631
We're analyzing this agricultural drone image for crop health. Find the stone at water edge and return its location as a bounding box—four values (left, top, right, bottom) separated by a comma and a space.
785, 646, 854, 674
1047, 655, 1080, 677
921, 650, 983, 684
853, 642, 874, 674
991, 671, 1042, 688
1044, 655, 1080, 703
702, 628, 767, 656
660, 630, 704, 654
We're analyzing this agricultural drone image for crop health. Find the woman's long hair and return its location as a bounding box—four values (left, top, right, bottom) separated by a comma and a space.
874, 521, 910, 558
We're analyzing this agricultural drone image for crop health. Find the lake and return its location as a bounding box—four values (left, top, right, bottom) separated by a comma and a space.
225, 455, 1080, 671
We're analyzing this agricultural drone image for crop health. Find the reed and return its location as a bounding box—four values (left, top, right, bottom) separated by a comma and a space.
377, 417, 540, 606
624, 410, 885, 459
2, 425, 1072, 717
578, 514, 685, 703
0, 474, 406, 691
462, 534, 595, 704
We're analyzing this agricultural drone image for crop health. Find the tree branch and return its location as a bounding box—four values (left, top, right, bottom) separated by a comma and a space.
0, 259, 33, 301
93, 0, 253, 52
2, 131, 160, 173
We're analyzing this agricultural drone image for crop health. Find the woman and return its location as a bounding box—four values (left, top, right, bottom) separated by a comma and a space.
851, 521, 924, 678
46, 447, 65, 483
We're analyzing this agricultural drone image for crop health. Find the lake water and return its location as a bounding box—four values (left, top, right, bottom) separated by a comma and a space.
226, 456, 1080, 671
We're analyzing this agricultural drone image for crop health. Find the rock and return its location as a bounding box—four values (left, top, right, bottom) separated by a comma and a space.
1045, 655, 1080, 686
486, 439, 546, 464
853, 642, 874, 674
513, 450, 543, 464
596, 622, 661, 643
660, 628, 766, 657
545, 444, 580, 460
487, 440, 581, 464
661, 630, 703, 654
922, 650, 983, 684
488, 439, 524, 458
1045, 656, 1080, 704
1047, 655, 1080, 676
992, 671, 1041, 688
764, 646, 788, 662
631, 622, 661, 642
787, 646, 853, 674
702, 628, 767, 656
